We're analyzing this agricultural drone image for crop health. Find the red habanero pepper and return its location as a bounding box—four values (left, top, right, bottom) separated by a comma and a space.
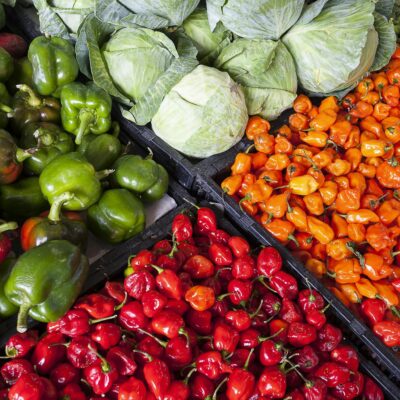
183, 255, 215, 279
187, 309, 212, 335
75, 293, 117, 319
118, 376, 147, 400
163, 380, 190, 400
257, 366, 286, 398
269, 271, 298, 300
213, 322, 240, 354
261, 292, 282, 317
208, 242, 233, 266
363, 377, 385, 400
0, 221, 17, 264
129, 249, 155, 272
232, 255, 255, 280
196, 207, 217, 234
195, 351, 231, 380
57, 309, 91, 337
259, 340, 285, 366
227, 279, 252, 305
150, 264, 183, 301
331, 371, 364, 400
118, 302, 148, 332
151, 310, 185, 339
141, 290, 167, 318
104, 281, 126, 304
1, 358, 34, 385
225, 309, 252, 331
165, 336, 193, 369
315, 361, 351, 387
83, 356, 119, 395
298, 289, 325, 313
330, 344, 359, 372
8, 373, 48, 400
360, 298, 386, 325
227, 236, 250, 258
91, 323, 121, 350
106, 345, 136, 376
4, 330, 38, 358
191, 374, 214, 400
59, 383, 86, 400
301, 378, 328, 400
49, 362, 80, 389
208, 229, 231, 245
315, 323, 342, 352
143, 358, 171, 400
293, 345, 319, 373
279, 298, 302, 324
287, 322, 317, 347
66, 336, 98, 368
123, 270, 156, 300
257, 247, 282, 277
373, 321, 400, 347
172, 214, 193, 242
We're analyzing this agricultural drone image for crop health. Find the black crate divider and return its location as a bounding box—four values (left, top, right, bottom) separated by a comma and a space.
0, 203, 398, 399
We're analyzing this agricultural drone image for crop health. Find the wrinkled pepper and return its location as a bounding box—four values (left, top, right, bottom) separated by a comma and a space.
60, 82, 112, 145
4, 240, 89, 332
87, 189, 145, 244
28, 36, 79, 96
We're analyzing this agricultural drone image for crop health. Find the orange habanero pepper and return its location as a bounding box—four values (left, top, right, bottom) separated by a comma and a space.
373, 281, 400, 308
366, 223, 392, 251
373, 102, 391, 121
319, 181, 338, 206
347, 223, 366, 243
288, 175, 319, 196
325, 159, 351, 176
238, 173, 256, 197
300, 131, 328, 147
304, 192, 324, 216
330, 287, 351, 307
263, 218, 296, 243
265, 154, 290, 171
349, 101, 373, 118
344, 209, 380, 224
221, 175, 243, 196
307, 216, 334, 245
376, 159, 400, 189
276, 125, 292, 139
264, 192, 290, 218
258, 169, 283, 188
335, 189, 361, 214
246, 116, 270, 140
319, 96, 340, 113
240, 200, 259, 217
286, 206, 308, 232
382, 85, 400, 107
312, 149, 334, 169
361, 139, 392, 158
338, 284, 362, 303
377, 198, 400, 225
355, 278, 379, 299
327, 238, 353, 261
331, 213, 348, 238
254, 132, 275, 154
357, 163, 376, 178
363, 253, 392, 281
275, 135, 293, 154
231, 153, 252, 175
310, 109, 337, 131
310, 242, 327, 260
289, 113, 309, 131
348, 172, 367, 194
360, 116, 384, 138
345, 148, 362, 171
251, 152, 268, 170
285, 162, 307, 181
334, 259, 362, 284
305, 258, 326, 279
334, 176, 350, 190
243, 179, 273, 204
293, 94, 313, 114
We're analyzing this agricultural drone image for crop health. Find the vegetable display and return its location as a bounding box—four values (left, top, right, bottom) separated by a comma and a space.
222, 47, 400, 349
0, 207, 386, 398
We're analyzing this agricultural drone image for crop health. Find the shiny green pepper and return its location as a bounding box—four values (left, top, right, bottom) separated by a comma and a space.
0, 48, 13, 83
7, 57, 34, 94
0, 82, 11, 129
0, 258, 18, 319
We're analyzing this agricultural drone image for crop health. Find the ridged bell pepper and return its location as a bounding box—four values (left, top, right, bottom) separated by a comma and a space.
39, 152, 107, 211
4, 240, 89, 332
19, 122, 75, 175
28, 36, 79, 96
87, 189, 145, 244
60, 82, 112, 145
7, 57, 34, 94
0, 177, 48, 221
0, 82, 11, 129
21, 195, 88, 251
112, 154, 169, 203
8, 84, 61, 135
0, 47, 13, 83
0, 258, 18, 319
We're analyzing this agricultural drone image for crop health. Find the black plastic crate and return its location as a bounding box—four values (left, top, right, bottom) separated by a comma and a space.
0, 202, 397, 398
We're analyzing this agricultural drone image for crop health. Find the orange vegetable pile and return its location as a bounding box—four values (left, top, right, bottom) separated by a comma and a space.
222, 48, 400, 347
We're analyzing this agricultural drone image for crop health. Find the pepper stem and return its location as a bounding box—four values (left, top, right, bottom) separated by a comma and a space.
75, 110, 95, 145
132, 349, 153, 362
15, 148, 33, 163
244, 348, 254, 370
16, 303, 30, 333
89, 315, 117, 324
137, 328, 167, 348
0, 103, 12, 113
0, 221, 17, 234
48, 192, 75, 222
95, 169, 115, 180
33, 129, 55, 147
149, 264, 164, 275
16, 84, 42, 108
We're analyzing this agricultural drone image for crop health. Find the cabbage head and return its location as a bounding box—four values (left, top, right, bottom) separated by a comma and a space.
215, 39, 297, 120
283, 0, 379, 95
206, 0, 304, 40
182, 8, 232, 64
152, 65, 248, 158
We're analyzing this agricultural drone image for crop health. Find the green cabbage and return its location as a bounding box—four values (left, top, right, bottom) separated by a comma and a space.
215, 39, 297, 119
206, 0, 304, 40
283, 0, 380, 95
182, 8, 232, 64
152, 65, 248, 158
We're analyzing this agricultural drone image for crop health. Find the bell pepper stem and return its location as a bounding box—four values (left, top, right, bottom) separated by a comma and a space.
75, 110, 95, 145
0, 103, 12, 113
34, 129, 55, 147
17, 303, 30, 333
48, 192, 75, 222
95, 169, 115, 181
15, 148, 33, 163
0, 221, 17, 234
16, 84, 42, 108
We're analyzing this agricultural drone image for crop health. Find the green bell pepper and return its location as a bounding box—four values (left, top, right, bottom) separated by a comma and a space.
19, 122, 75, 175
60, 82, 112, 145
7, 57, 34, 94
87, 188, 145, 244
5, 240, 89, 332
28, 36, 79, 97
39, 152, 107, 211
0, 258, 18, 319
0, 257, 18, 319
0, 48, 13, 83
0, 83, 11, 129
9, 84, 61, 136
112, 154, 169, 202
0, 176, 48, 221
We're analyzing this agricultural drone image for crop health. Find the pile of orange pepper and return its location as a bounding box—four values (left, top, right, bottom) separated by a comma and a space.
222, 48, 400, 348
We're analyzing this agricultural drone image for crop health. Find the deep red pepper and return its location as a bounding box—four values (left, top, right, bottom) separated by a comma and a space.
49, 362, 80, 389
104, 281, 126, 304
91, 322, 121, 350
150, 264, 183, 300
301, 378, 328, 400
57, 309, 91, 337
0, 389, 7, 400
75, 294, 117, 319
208, 229, 230, 245
259, 339, 285, 366
373, 320, 400, 347
287, 388, 306, 400
208, 243, 233, 266
5, 330, 38, 358
163, 380, 190, 400
293, 345, 319, 373
227, 279, 252, 305
287, 322, 317, 347
191, 373, 215, 399
1, 358, 33, 385
187, 309, 212, 334
315, 323, 342, 352
106, 345, 136, 376
231, 255, 255, 280
178, 242, 199, 259
239, 328, 260, 349
141, 290, 167, 318
279, 298, 303, 323
164, 298, 189, 315
360, 298, 386, 326
118, 376, 147, 400
124, 270, 155, 300
136, 336, 164, 362
330, 345, 359, 372
153, 239, 173, 255
331, 371, 364, 400
0, 222, 17, 264
257, 365, 286, 398
83, 357, 118, 395
151, 310, 185, 339
363, 376, 384, 400
66, 336, 98, 368
315, 361, 351, 387
225, 309, 252, 331
226, 366, 255, 400
172, 214, 193, 242
213, 322, 240, 354
143, 358, 171, 400
269, 271, 298, 300
257, 247, 282, 277
305, 309, 327, 330
118, 302, 148, 332
229, 348, 254, 369
227, 236, 250, 258
195, 207, 217, 235
59, 383, 87, 400
262, 292, 281, 316
392, 278, 400, 293
183, 255, 215, 279
298, 289, 325, 313
269, 319, 289, 344
129, 249, 155, 271
165, 335, 192, 369
31, 332, 66, 375
8, 373, 47, 400
156, 252, 180, 271
195, 351, 231, 380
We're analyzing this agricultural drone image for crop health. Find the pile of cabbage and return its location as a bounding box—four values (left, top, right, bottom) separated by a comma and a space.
24, 0, 398, 158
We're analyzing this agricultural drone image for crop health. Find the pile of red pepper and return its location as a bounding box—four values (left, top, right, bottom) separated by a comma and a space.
0, 207, 385, 399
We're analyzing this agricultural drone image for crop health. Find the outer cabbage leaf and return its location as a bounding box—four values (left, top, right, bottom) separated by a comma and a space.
206, 0, 304, 40
152, 65, 248, 158
215, 39, 297, 119
372, 12, 396, 71
375, 0, 395, 19
283, 0, 377, 95
182, 8, 232, 64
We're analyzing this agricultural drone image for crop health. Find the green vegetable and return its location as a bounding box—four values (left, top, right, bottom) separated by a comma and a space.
5, 240, 89, 332
215, 39, 297, 120
112, 154, 169, 202
28, 35, 79, 96
19, 122, 75, 175
206, 0, 304, 40
60, 82, 112, 145
0, 177, 48, 221
0, 258, 18, 319
88, 189, 145, 244
0, 83, 11, 129
7, 58, 34, 94
152, 65, 248, 158
39, 152, 104, 211
0, 48, 14, 83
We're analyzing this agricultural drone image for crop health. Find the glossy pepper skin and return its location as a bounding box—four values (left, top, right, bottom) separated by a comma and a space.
4, 240, 89, 332
9, 84, 61, 135
60, 82, 112, 145
28, 36, 79, 96
0, 176, 48, 221
87, 189, 146, 244
39, 152, 104, 211
0, 258, 18, 318
19, 122, 75, 175
112, 154, 169, 203
7, 57, 34, 95
0, 82, 11, 129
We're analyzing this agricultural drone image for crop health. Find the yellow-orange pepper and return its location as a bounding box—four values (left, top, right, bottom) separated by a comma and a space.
335, 189, 361, 214
363, 253, 392, 281
319, 96, 340, 113
373, 281, 399, 307
357, 163, 376, 178
246, 116, 270, 140
319, 181, 338, 206
345, 148, 362, 170
365, 223, 393, 251
330, 287, 351, 307
288, 175, 319, 196
326, 238, 352, 261
313, 149, 334, 169
310, 109, 337, 131
347, 223, 366, 243
305, 258, 326, 279
304, 192, 324, 216
307, 216, 334, 245
355, 278, 379, 299
221, 175, 243, 195
361, 139, 391, 158
293, 94, 313, 114
348, 172, 367, 194
377, 199, 400, 225
331, 213, 348, 238
231, 153, 252, 175
251, 152, 268, 170
345, 209, 380, 224
264, 192, 290, 218
286, 205, 309, 232
329, 120, 352, 147
325, 159, 351, 176
263, 218, 295, 243
265, 154, 290, 171
300, 131, 328, 147
254, 132, 275, 154
334, 259, 362, 284
338, 283, 362, 303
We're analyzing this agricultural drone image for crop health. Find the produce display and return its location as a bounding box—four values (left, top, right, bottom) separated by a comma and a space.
222, 48, 400, 349
0, 207, 386, 399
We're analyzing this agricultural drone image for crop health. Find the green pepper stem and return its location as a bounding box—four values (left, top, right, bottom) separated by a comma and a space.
0, 103, 12, 113
75, 110, 95, 145
15, 148, 33, 163
0, 221, 17, 234
95, 169, 115, 180
48, 192, 75, 222
16, 84, 42, 108
34, 129, 55, 147
17, 303, 30, 333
